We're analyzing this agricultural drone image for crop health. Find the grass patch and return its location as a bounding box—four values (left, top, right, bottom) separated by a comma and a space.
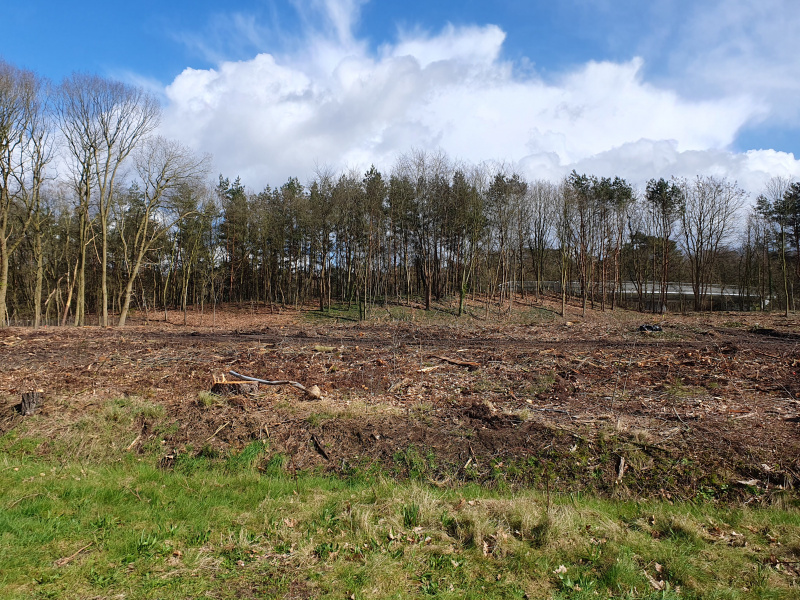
663, 377, 703, 399
517, 306, 560, 325
197, 390, 223, 407
2, 454, 799, 599
0, 451, 799, 599
306, 409, 337, 428
304, 299, 469, 324
0, 395, 172, 463
1, 394, 798, 599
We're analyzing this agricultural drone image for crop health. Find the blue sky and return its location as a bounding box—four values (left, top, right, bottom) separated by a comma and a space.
5, 1, 645, 81
3, 0, 800, 191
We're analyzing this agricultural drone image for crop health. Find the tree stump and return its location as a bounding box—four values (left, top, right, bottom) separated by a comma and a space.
210, 381, 260, 396
18, 391, 42, 416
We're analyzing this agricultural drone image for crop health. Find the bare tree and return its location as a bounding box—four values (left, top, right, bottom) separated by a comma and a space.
526, 180, 556, 299
679, 176, 745, 311
22, 81, 55, 327
117, 137, 208, 326
57, 74, 159, 326
557, 179, 574, 317
566, 172, 598, 317
0, 60, 44, 326
309, 166, 338, 311
740, 208, 772, 310
449, 166, 485, 316
594, 177, 633, 311
486, 166, 526, 313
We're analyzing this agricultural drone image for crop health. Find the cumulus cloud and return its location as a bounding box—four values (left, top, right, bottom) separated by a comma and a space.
160, 0, 800, 194
537, 141, 800, 193
670, 0, 800, 124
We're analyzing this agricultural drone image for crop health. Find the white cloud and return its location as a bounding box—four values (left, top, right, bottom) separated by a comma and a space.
389, 23, 506, 68
539, 140, 800, 193
160, 0, 800, 194
663, 0, 800, 125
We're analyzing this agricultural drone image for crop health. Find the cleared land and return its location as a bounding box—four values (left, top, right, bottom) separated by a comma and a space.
1, 299, 799, 598
2, 300, 799, 499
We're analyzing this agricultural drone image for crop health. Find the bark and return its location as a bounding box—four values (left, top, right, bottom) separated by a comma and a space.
0, 236, 8, 327
33, 225, 43, 327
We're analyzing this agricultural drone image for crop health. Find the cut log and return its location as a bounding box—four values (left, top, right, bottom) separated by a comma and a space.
17, 391, 42, 416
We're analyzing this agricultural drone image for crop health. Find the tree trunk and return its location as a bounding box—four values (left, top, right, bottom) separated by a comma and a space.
74, 211, 88, 326
118, 270, 138, 327
0, 236, 9, 327
101, 216, 108, 326
34, 228, 43, 327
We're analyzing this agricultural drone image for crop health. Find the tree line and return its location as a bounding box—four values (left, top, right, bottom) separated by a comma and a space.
1, 59, 799, 326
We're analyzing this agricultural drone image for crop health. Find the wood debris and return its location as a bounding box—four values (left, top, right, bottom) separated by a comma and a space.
54, 543, 93, 567
431, 355, 480, 370
228, 370, 322, 400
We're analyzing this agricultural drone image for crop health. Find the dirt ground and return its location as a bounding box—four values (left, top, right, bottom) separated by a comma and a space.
2, 298, 799, 502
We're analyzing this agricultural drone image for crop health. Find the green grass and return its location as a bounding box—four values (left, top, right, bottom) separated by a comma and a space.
198, 390, 223, 407
304, 300, 468, 324
517, 305, 560, 325
1, 450, 799, 599
663, 377, 703, 399
1, 396, 798, 599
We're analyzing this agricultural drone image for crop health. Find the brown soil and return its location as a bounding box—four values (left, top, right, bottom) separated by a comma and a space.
2, 299, 799, 502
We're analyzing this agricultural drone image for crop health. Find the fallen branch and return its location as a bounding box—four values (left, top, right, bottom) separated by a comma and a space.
431, 355, 480, 370
573, 356, 602, 370
311, 434, 330, 461
205, 421, 230, 443
626, 440, 672, 454
123, 486, 148, 502
55, 542, 93, 567
616, 456, 626, 484
529, 407, 575, 419
7, 492, 41, 509
229, 371, 322, 400
673, 407, 689, 427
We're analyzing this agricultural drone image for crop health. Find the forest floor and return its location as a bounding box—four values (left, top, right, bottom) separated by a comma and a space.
2, 296, 799, 502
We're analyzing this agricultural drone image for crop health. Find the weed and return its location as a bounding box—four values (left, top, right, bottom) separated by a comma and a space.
306, 410, 335, 427
173, 452, 212, 475
394, 445, 437, 480
314, 541, 340, 559
402, 502, 421, 528
198, 391, 222, 407
132, 402, 166, 420
663, 377, 698, 398
197, 443, 219, 459
410, 402, 434, 425
263, 453, 287, 475
225, 440, 268, 472
526, 370, 556, 395
519, 306, 559, 325
631, 429, 652, 445
722, 320, 745, 328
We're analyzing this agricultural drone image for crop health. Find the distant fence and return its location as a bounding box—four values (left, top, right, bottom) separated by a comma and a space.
500, 281, 767, 312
